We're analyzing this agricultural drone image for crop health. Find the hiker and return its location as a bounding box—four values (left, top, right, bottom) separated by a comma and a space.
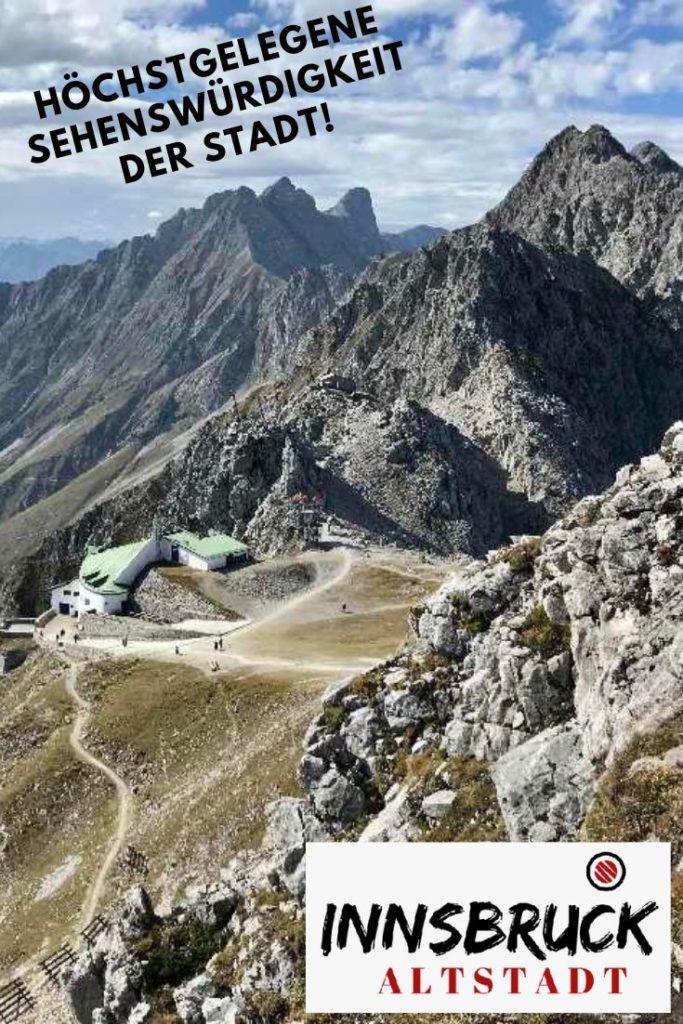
175, 644, 180, 655
341, 602, 347, 614
219, 637, 224, 650
214, 640, 219, 652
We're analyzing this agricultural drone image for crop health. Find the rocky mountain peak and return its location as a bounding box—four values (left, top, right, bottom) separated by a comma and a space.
516, 124, 628, 183
488, 124, 683, 313
631, 139, 682, 174
329, 186, 376, 224
261, 176, 317, 214
578, 122, 628, 160
327, 185, 381, 252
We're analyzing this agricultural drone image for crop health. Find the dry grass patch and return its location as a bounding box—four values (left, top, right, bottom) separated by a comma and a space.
79, 658, 325, 906
518, 605, 570, 657
493, 537, 543, 573
0, 653, 117, 972
584, 713, 683, 858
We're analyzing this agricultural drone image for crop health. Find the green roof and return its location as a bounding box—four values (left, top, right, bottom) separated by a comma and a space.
79, 539, 149, 596
168, 531, 248, 560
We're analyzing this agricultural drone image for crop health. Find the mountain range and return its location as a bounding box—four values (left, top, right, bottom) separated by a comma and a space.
3, 123, 683, 613
0, 181, 443, 532
0, 236, 110, 284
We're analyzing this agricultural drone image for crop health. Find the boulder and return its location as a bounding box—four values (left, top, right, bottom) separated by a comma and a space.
493, 723, 595, 841
118, 886, 155, 939
310, 768, 366, 823
203, 997, 238, 1023
421, 790, 456, 821
263, 797, 329, 900
174, 974, 216, 1024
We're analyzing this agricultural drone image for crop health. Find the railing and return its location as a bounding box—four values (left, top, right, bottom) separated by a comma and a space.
0, 979, 35, 1022
39, 944, 77, 987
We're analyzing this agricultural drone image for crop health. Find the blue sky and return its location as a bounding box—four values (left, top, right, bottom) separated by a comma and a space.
2, 0, 683, 239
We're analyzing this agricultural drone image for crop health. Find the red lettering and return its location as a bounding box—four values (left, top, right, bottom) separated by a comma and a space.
570, 967, 594, 994
411, 967, 431, 995
379, 968, 401, 995
474, 967, 493, 994
503, 966, 527, 994
440, 967, 465, 994
604, 967, 628, 994
536, 967, 559, 995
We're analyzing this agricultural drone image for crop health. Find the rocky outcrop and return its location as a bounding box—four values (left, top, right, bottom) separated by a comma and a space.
131, 568, 229, 624
302, 220, 683, 517
67, 424, 683, 1024
298, 422, 683, 844
488, 123, 683, 323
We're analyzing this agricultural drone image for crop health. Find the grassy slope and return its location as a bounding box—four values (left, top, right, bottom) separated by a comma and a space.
0, 651, 116, 973
79, 658, 326, 909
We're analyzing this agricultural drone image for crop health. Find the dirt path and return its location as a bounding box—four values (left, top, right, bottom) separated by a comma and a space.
64, 664, 132, 926
54, 551, 355, 665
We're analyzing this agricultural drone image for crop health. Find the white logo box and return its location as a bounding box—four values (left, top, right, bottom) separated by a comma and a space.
306, 842, 671, 1014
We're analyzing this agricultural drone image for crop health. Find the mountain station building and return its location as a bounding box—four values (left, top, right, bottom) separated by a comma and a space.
50, 529, 248, 618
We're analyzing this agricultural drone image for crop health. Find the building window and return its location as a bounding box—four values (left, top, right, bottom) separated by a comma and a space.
84, 598, 90, 606
64, 589, 71, 596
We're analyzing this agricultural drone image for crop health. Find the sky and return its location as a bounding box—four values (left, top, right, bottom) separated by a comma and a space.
2, 0, 683, 240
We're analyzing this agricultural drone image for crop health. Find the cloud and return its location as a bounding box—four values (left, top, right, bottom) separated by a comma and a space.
3, 0, 683, 243
0, 0, 224, 83
553, 0, 624, 45
632, 0, 683, 27
251, 0, 455, 25
446, 3, 524, 65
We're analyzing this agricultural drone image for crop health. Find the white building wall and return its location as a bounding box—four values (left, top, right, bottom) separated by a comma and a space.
77, 587, 124, 616
183, 550, 212, 571
205, 554, 228, 570
50, 580, 81, 617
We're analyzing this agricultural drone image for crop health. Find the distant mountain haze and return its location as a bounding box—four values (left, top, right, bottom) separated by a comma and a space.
0, 236, 111, 283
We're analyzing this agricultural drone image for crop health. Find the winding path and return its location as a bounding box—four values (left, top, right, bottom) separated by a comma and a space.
64, 664, 132, 927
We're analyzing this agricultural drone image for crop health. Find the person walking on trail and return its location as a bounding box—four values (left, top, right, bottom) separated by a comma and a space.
214, 640, 219, 652
175, 645, 180, 656
219, 637, 224, 651
341, 602, 347, 614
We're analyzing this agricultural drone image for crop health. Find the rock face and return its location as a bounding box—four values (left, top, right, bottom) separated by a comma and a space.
66, 424, 683, 1024
0, 179, 431, 524
303, 221, 683, 517
5, 378, 543, 615
298, 422, 683, 843
488, 123, 683, 321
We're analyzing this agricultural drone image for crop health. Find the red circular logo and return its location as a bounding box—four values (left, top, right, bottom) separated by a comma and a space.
586, 852, 626, 891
